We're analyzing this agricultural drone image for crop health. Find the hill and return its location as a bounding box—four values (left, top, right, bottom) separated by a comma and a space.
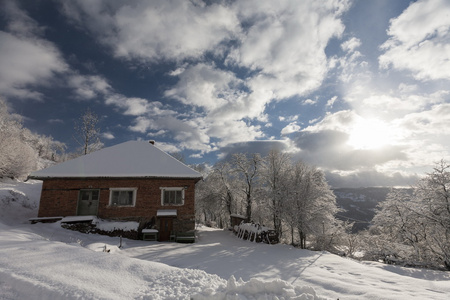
333, 187, 413, 232
0, 180, 449, 299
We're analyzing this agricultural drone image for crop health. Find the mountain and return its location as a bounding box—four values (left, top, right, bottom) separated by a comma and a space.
333, 187, 392, 232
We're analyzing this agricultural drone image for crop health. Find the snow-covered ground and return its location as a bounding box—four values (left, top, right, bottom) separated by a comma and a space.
1, 180, 449, 299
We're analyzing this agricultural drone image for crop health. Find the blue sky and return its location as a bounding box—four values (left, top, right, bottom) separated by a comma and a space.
1, 0, 450, 187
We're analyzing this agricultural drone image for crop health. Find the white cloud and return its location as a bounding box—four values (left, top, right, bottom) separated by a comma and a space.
303, 99, 317, 105
326, 96, 338, 108
0, 3, 124, 106
341, 37, 361, 52
281, 122, 301, 135
102, 132, 115, 140
164, 63, 239, 111
61, 0, 240, 62
379, 0, 450, 81
231, 0, 349, 99
105, 94, 173, 117
206, 118, 264, 148
68, 75, 111, 100
0, 2, 67, 100
279, 115, 298, 122
58, 0, 352, 155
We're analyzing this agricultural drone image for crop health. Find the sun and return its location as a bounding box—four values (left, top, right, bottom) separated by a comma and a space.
347, 118, 394, 150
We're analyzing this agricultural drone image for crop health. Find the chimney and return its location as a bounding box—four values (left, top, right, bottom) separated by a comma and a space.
149, 140, 155, 145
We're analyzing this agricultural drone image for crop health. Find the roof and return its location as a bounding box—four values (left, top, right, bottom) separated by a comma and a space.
29, 141, 203, 180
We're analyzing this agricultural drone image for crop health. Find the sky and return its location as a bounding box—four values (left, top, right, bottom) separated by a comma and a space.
1, 0, 450, 188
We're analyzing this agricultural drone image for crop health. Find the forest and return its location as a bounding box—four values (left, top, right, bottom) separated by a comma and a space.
1, 99, 449, 270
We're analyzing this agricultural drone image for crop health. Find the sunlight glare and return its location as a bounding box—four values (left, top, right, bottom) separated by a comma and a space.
347, 118, 394, 150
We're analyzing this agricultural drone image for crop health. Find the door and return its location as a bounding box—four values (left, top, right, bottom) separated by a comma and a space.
159, 217, 173, 241
77, 189, 99, 216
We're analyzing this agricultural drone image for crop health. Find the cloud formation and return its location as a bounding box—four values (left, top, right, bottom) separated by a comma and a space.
2, 0, 450, 187
58, 0, 350, 156
379, 0, 450, 81
0, 1, 67, 100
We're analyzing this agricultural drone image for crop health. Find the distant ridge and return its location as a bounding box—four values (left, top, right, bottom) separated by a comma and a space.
333, 187, 412, 232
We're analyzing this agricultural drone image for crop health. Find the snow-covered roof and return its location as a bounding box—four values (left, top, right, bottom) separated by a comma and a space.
29, 141, 202, 180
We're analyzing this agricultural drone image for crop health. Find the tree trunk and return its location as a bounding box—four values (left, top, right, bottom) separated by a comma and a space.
299, 230, 306, 249
246, 191, 252, 221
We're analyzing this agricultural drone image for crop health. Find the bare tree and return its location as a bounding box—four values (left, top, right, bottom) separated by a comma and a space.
74, 108, 102, 155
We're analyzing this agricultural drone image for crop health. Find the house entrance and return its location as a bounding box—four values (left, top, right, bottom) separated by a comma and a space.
77, 189, 99, 216
159, 217, 173, 241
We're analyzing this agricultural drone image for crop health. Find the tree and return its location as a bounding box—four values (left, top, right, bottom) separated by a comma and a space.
372, 160, 450, 269
261, 150, 291, 239
283, 162, 338, 249
0, 99, 36, 179
195, 161, 241, 228
74, 108, 102, 155
231, 153, 262, 221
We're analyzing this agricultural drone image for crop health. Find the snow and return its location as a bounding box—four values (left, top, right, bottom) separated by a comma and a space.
61, 216, 97, 223
29, 141, 202, 179
1, 180, 449, 299
96, 220, 139, 232
142, 229, 158, 233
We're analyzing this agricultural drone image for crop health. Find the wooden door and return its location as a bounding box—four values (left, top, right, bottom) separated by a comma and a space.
159, 217, 173, 241
77, 190, 99, 216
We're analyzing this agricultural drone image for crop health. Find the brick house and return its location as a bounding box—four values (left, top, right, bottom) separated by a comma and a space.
29, 140, 202, 241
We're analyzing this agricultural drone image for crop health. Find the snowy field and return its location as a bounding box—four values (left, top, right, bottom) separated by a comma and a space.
1, 180, 449, 299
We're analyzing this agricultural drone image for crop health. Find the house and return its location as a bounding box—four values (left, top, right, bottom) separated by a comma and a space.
28, 140, 202, 241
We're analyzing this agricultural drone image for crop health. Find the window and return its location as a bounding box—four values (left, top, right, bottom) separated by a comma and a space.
109, 188, 137, 207
161, 187, 184, 205
80, 189, 99, 202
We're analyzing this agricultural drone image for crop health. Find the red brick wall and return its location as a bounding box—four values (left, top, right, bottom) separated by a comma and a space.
38, 178, 197, 229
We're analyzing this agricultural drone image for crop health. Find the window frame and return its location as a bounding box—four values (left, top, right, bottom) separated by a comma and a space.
109, 188, 137, 207
160, 187, 185, 206
79, 189, 100, 202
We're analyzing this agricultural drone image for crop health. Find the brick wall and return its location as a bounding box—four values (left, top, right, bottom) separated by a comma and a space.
38, 177, 197, 231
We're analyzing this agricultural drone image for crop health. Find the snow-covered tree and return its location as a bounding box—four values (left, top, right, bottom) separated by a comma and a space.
195, 161, 242, 228
74, 108, 103, 155
0, 99, 67, 179
231, 153, 262, 222
283, 162, 338, 249
372, 160, 450, 269
0, 99, 36, 179
261, 150, 291, 239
